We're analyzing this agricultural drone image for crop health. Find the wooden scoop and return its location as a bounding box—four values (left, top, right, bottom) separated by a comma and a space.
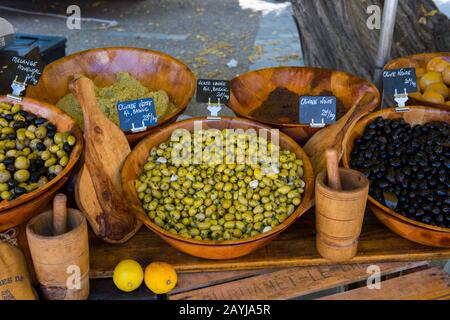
53, 193, 68, 236
304, 93, 377, 176
325, 148, 342, 191
69, 75, 141, 243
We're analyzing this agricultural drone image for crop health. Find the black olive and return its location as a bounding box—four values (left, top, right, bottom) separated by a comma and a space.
6, 133, 16, 140
26, 113, 36, 123
4, 114, 13, 122
13, 121, 26, 129
36, 142, 46, 151
6, 164, 15, 173
47, 173, 57, 181
13, 186, 26, 196
3, 157, 15, 166
29, 172, 41, 183
47, 130, 56, 138
63, 142, 71, 153
8, 180, 18, 189
34, 117, 47, 126
46, 123, 56, 132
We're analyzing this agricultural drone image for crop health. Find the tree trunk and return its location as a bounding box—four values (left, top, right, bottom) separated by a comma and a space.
291, 0, 450, 80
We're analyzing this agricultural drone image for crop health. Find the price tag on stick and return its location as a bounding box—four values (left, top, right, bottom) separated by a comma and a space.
196, 79, 230, 120
116, 98, 158, 133
383, 68, 418, 112
6, 56, 44, 100
299, 96, 337, 128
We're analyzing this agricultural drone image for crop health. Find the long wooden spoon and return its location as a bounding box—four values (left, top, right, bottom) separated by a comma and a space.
70, 75, 141, 243
304, 92, 378, 176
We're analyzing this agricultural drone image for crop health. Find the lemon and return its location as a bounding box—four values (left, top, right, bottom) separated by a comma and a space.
425, 82, 449, 99
419, 71, 443, 92
144, 262, 177, 294
422, 91, 445, 104
113, 259, 144, 292
443, 66, 450, 86
426, 57, 450, 73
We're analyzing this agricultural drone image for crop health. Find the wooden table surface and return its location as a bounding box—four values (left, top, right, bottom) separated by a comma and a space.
89, 209, 450, 278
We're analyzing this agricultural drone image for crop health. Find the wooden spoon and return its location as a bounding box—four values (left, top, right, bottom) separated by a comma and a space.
304, 93, 377, 175
53, 193, 67, 236
69, 75, 141, 243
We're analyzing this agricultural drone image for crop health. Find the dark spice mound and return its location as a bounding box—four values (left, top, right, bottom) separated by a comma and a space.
350, 117, 450, 229
250, 87, 300, 124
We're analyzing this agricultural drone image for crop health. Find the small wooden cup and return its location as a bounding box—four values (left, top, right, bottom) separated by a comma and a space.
26, 208, 89, 300
315, 168, 369, 262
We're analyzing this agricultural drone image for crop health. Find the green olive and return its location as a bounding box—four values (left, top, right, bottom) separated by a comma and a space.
14, 169, 30, 182
15, 156, 30, 170
0, 170, 11, 183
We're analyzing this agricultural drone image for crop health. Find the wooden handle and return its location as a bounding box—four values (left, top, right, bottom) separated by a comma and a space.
326, 148, 342, 190
69, 75, 102, 131
53, 193, 68, 236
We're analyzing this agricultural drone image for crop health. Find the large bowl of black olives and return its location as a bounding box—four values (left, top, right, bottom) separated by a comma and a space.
0, 96, 83, 231
343, 106, 450, 248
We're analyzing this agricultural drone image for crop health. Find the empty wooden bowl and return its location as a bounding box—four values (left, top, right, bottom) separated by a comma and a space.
228, 67, 380, 145
0, 96, 83, 232
26, 47, 196, 145
342, 106, 450, 248
121, 117, 315, 260
384, 53, 450, 111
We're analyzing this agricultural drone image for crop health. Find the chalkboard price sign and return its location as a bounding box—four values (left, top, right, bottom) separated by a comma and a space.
196, 79, 230, 104
116, 98, 158, 132
383, 68, 418, 96
7, 56, 43, 86
299, 96, 337, 127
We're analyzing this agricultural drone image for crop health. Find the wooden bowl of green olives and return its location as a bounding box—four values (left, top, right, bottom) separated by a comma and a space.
343, 106, 450, 248
0, 97, 83, 232
122, 117, 314, 259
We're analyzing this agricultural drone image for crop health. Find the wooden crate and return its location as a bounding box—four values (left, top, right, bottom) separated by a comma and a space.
88, 261, 450, 300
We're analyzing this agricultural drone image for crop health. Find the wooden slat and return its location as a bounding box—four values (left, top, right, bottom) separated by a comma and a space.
87, 211, 450, 278
321, 267, 450, 300
169, 262, 428, 300
174, 270, 271, 295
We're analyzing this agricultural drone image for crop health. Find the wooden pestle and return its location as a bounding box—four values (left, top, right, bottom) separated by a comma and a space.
325, 148, 342, 190
53, 194, 68, 236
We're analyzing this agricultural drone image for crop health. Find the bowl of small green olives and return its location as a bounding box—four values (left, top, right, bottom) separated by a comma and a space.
0, 97, 83, 231
121, 117, 314, 259
343, 106, 450, 248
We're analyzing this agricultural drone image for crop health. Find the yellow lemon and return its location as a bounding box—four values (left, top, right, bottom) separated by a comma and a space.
425, 82, 449, 99
443, 66, 450, 86
113, 259, 144, 292
426, 57, 450, 73
419, 71, 443, 92
144, 262, 177, 294
422, 91, 445, 104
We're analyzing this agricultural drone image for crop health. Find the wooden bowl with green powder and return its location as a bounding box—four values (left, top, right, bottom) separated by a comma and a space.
26, 47, 196, 145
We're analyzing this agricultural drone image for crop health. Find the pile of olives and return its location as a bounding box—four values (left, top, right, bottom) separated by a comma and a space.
0, 101, 76, 201
350, 117, 449, 229
136, 129, 306, 241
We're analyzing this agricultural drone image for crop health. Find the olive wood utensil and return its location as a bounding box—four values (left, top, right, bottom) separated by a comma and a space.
70, 75, 141, 243
325, 148, 342, 190
52, 193, 67, 236
304, 93, 377, 176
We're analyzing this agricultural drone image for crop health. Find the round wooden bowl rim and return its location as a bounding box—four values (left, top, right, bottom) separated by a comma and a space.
0, 96, 83, 212
384, 52, 450, 110
123, 116, 315, 247
34, 46, 196, 138
26, 208, 86, 241
228, 66, 381, 128
342, 105, 450, 234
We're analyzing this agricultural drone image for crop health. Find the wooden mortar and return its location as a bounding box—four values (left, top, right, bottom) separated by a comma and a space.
315, 150, 369, 262
26, 194, 89, 300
